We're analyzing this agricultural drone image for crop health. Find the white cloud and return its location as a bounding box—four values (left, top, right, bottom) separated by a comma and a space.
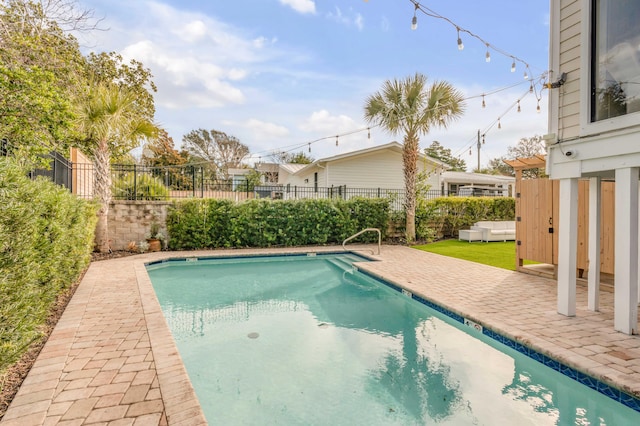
326, 7, 364, 31
279, 0, 316, 14
245, 119, 290, 138
300, 110, 358, 133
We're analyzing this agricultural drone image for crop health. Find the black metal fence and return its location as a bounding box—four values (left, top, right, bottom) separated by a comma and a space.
32, 160, 503, 210
30, 151, 73, 191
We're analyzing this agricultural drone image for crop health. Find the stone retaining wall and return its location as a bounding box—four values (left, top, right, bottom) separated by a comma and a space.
108, 201, 172, 251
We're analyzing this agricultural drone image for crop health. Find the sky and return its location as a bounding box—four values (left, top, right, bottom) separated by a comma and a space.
76, 0, 551, 170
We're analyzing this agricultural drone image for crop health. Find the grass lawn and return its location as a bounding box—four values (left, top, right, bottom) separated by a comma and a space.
412, 240, 535, 271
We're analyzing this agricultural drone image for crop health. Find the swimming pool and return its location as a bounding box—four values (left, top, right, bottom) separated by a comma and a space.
147, 253, 640, 425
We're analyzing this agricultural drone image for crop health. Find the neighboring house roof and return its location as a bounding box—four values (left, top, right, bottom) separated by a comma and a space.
292, 141, 449, 176
280, 163, 307, 174
441, 171, 515, 185
227, 168, 251, 176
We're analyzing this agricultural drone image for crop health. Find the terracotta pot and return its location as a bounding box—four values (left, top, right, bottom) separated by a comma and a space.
146, 238, 161, 252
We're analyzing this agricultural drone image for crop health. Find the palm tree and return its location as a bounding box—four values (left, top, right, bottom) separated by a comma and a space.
76, 82, 157, 252
364, 73, 465, 242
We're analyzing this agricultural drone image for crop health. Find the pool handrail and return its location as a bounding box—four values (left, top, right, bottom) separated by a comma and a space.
342, 228, 381, 255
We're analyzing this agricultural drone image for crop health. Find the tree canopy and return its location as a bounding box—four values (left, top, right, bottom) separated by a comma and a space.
0, 0, 86, 162
182, 129, 250, 180
484, 135, 546, 177
424, 141, 467, 171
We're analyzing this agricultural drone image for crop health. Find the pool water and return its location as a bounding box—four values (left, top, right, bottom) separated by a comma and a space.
147, 254, 640, 425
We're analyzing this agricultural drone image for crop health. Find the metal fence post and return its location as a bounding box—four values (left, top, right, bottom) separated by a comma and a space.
200, 167, 204, 198
192, 166, 196, 198
133, 164, 137, 200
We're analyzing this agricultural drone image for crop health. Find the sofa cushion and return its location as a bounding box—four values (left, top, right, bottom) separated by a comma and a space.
490, 229, 514, 235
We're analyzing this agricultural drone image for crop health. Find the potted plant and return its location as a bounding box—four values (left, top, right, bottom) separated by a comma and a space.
145, 219, 165, 252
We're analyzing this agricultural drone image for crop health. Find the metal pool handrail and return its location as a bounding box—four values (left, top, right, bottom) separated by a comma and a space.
342, 228, 381, 255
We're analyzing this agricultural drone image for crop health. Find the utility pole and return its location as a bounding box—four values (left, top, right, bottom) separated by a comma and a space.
477, 129, 481, 172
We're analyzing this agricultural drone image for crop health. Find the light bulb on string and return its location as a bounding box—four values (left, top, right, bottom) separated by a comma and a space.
511, 58, 516, 73
481, 94, 486, 108
457, 27, 464, 51
335, 136, 339, 146
524, 67, 529, 80
482, 134, 485, 144
469, 148, 472, 155
498, 118, 502, 129
536, 100, 541, 113
411, 3, 418, 30
529, 81, 534, 93
485, 44, 491, 62
308, 143, 311, 153
367, 128, 371, 139
517, 100, 521, 113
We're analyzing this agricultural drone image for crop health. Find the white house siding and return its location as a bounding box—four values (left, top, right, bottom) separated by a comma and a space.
325, 150, 439, 190
556, 0, 582, 140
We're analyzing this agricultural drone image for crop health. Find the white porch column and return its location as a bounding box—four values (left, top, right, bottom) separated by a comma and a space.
557, 178, 579, 316
588, 177, 601, 311
614, 167, 639, 334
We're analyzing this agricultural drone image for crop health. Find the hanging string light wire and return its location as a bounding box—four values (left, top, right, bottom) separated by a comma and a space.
243, 73, 548, 163
408, 0, 541, 77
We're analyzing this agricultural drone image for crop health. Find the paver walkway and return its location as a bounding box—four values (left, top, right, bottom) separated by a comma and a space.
2, 246, 639, 425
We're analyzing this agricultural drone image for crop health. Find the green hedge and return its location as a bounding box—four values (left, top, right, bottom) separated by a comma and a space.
416, 197, 515, 240
0, 159, 97, 374
167, 197, 390, 250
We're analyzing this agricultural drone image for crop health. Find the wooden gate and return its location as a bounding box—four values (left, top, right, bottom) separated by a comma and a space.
517, 178, 558, 267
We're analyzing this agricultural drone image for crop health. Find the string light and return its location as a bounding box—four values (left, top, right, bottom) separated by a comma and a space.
406, 0, 538, 80
308, 143, 311, 153
482, 134, 485, 144
335, 135, 339, 146
529, 81, 534, 93
367, 128, 371, 139
524, 67, 529, 80
536, 100, 541, 113
498, 118, 502, 129
517, 100, 521, 112
411, 3, 418, 30
482, 95, 486, 108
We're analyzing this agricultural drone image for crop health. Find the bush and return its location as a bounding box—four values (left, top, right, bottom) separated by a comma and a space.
0, 158, 97, 375
112, 173, 169, 200
167, 197, 390, 249
416, 197, 515, 239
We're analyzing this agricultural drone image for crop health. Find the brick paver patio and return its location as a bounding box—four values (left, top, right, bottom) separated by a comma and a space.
2, 245, 639, 425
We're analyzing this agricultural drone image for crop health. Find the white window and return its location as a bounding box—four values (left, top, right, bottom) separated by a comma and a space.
591, 0, 640, 122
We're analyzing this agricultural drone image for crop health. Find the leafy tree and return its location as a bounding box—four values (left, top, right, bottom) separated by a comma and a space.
364, 73, 465, 242
143, 129, 188, 167
424, 141, 466, 171
85, 51, 156, 129
182, 129, 250, 180
485, 135, 546, 178
270, 150, 314, 164
75, 83, 157, 252
0, 0, 87, 163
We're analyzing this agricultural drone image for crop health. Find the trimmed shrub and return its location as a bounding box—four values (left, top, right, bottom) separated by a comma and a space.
0, 158, 97, 374
112, 173, 169, 200
167, 197, 390, 249
416, 197, 515, 239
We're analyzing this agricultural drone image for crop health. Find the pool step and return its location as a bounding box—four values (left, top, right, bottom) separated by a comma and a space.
326, 257, 357, 274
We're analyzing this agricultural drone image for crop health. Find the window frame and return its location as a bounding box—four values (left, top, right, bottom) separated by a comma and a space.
579, 0, 640, 136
